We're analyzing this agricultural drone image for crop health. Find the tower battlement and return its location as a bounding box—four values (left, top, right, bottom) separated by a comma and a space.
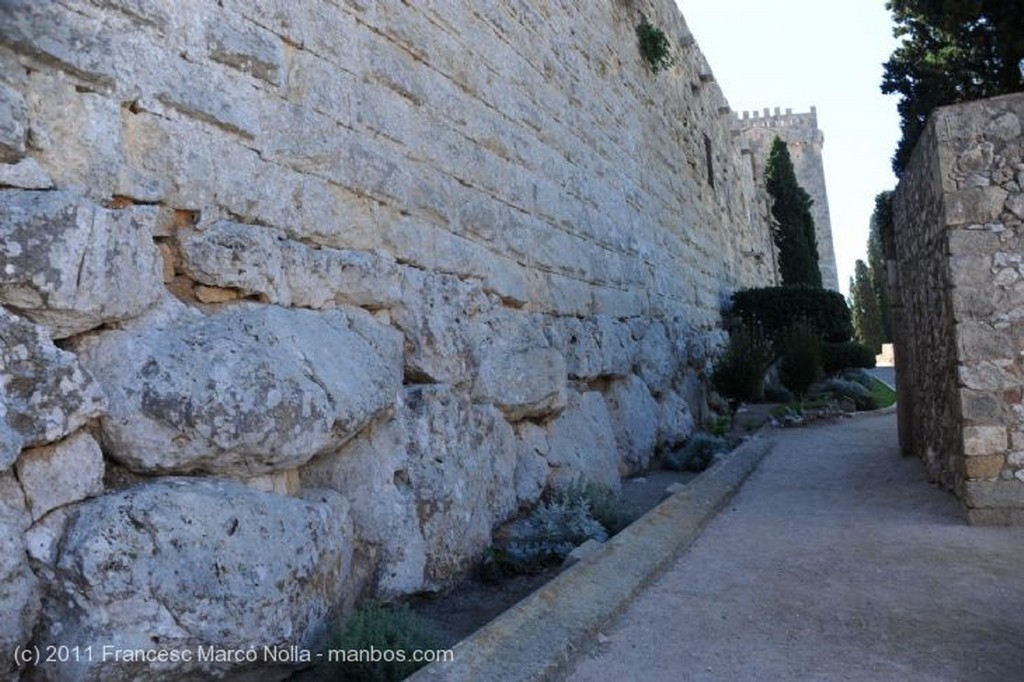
736, 106, 839, 291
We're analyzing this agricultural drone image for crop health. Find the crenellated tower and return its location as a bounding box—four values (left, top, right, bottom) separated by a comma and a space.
736, 107, 840, 291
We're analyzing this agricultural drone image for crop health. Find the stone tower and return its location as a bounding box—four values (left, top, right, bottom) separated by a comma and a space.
738, 107, 840, 291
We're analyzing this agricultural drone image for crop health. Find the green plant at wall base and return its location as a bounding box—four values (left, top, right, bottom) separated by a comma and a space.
324, 603, 443, 681
778, 322, 821, 399
712, 321, 774, 402
635, 18, 674, 73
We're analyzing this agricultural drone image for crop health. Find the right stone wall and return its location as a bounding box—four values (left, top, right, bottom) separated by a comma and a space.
892, 92, 1024, 524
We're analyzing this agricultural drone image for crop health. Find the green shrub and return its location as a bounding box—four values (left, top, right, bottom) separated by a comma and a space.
635, 18, 674, 73
712, 321, 774, 402
490, 486, 608, 575
778, 322, 821, 398
763, 383, 794, 403
731, 286, 854, 343
822, 340, 877, 374
819, 377, 877, 411
664, 433, 728, 472
324, 603, 442, 681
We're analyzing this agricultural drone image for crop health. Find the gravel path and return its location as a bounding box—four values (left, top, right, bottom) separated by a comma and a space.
564, 413, 1024, 681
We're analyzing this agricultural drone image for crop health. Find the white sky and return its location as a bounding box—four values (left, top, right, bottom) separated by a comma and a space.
676, 0, 902, 295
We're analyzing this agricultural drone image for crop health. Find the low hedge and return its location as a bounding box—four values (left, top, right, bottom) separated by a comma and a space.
731, 285, 854, 343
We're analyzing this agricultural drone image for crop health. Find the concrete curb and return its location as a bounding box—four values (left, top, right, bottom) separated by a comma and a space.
407, 435, 775, 682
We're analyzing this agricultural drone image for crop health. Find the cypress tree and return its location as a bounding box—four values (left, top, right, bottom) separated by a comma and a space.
765, 137, 822, 288
867, 191, 893, 342
850, 260, 884, 353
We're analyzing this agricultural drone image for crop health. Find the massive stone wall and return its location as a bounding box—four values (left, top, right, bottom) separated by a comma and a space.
0, 0, 774, 678
739, 107, 840, 291
892, 92, 1024, 524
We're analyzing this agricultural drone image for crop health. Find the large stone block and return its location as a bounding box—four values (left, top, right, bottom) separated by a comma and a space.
15, 430, 104, 521
656, 389, 696, 450
391, 270, 491, 385
602, 375, 658, 476
77, 303, 402, 475
963, 425, 1008, 457
471, 310, 567, 421
34, 479, 351, 681
179, 220, 403, 309
0, 308, 107, 468
206, 17, 283, 86
0, 80, 26, 162
301, 385, 518, 595
545, 390, 620, 493
0, 190, 164, 338
635, 321, 679, 397
963, 479, 1024, 509
554, 315, 634, 380
0, 474, 38, 682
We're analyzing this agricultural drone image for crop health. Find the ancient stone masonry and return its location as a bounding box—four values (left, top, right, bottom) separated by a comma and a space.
892, 92, 1024, 524
738, 107, 840, 291
0, 0, 775, 678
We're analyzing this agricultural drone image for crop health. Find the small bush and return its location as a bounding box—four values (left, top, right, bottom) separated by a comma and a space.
731, 286, 854, 343
822, 341, 877, 374
324, 603, 442, 681
712, 321, 774, 402
492, 487, 608, 574
664, 433, 728, 472
819, 378, 876, 411
572, 481, 627, 535
635, 17, 674, 73
841, 368, 875, 388
778, 322, 821, 398
763, 383, 794, 403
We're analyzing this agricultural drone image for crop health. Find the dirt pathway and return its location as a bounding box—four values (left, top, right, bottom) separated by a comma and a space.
564, 413, 1024, 681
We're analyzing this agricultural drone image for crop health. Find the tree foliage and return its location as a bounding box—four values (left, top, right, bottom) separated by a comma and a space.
765, 137, 822, 288
850, 260, 884, 354
882, 0, 1024, 175
867, 191, 893, 342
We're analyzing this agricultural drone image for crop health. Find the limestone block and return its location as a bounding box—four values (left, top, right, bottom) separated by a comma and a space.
0, 308, 107, 468
0, 81, 26, 162
554, 315, 634, 380
24, 506, 71, 566
206, 18, 283, 86
154, 58, 262, 140
0, 474, 38, 682
1006, 193, 1024, 221
391, 270, 491, 384
0, 1, 117, 90
656, 389, 696, 450
964, 479, 1024, 509
964, 425, 1008, 456
985, 111, 1022, 141
601, 375, 659, 476
23, 71, 143, 200
179, 220, 403, 309
965, 454, 1005, 480
76, 304, 402, 476
301, 385, 518, 595
945, 186, 1009, 226
956, 321, 1014, 361
636, 321, 679, 397
958, 361, 1018, 391
471, 310, 568, 421
0, 190, 164, 338
0, 157, 53, 189
513, 422, 551, 507
15, 431, 104, 521
35, 479, 351, 681
544, 390, 621, 493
